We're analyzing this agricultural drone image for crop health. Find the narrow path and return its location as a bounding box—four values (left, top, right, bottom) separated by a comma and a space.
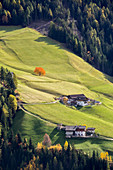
99, 135, 113, 141
19, 105, 57, 126
21, 100, 58, 105
19, 106, 113, 141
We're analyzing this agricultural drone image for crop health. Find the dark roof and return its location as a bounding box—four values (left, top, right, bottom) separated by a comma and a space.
77, 98, 88, 101
67, 94, 88, 101
76, 126, 86, 130
68, 94, 85, 98
87, 128, 95, 130
65, 125, 86, 131
65, 126, 76, 131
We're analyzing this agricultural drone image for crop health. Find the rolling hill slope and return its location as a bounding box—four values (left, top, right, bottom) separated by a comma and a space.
0, 26, 113, 153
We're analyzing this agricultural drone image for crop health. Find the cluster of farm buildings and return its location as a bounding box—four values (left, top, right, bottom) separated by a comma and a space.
55, 94, 99, 138
57, 124, 96, 138
56, 94, 101, 107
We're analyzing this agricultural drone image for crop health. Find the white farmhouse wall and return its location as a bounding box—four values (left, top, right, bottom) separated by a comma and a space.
75, 131, 86, 136
66, 132, 73, 136
76, 101, 88, 106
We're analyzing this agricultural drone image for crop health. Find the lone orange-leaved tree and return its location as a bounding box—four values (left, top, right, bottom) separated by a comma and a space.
34, 67, 46, 76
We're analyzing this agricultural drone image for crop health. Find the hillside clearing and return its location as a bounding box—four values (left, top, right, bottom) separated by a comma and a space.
0, 26, 113, 156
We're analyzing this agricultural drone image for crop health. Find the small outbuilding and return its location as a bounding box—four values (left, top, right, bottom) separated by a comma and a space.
86, 128, 95, 136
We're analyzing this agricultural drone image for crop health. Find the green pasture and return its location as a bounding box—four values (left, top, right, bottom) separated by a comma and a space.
0, 26, 113, 155
24, 103, 113, 138
12, 110, 113, 158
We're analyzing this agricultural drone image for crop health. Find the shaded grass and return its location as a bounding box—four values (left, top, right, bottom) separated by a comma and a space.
12, 110, 113, 158
24, 103, 113, 138
12, 110, 56, 146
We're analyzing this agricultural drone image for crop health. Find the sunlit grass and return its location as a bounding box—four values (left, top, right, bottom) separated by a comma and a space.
1, 26, 113, 156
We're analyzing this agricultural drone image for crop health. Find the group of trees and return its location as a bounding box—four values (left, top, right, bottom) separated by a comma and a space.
0, 132, 34, 170
75, 1, 113, 75
27, 146, 111, 170
1, 131, 112, 170
48, 0, 113, 75
0, 0, 55, 26
1, 66, 17, 89
0, 66, 18, 140
0, 66, 112, 169
1, 0, 113, 75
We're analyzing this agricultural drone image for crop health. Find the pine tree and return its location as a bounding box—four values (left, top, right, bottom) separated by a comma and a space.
1, 67, 5, 80
58, 161, 64, 170
17, 132, 22, 144
45, 162, 49, 170
29, 137, 33, 150
53, 156, 58, 170
48, 8, 53, 19
8, 129, 14, 143
8, 109, 13, 127
1, 96, 5, 106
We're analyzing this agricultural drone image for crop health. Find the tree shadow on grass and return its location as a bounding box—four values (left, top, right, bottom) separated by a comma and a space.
90, 138, 104, 144
0, 26, 22, 34
11, 109, 50, 145
35, 37, 63, 49
49, 128, 58, 139
53, 130, 65, 145
11, 110, 25, 135
52, 129, 92, 146
76, 106, 83, 110
105, 74, 113, 84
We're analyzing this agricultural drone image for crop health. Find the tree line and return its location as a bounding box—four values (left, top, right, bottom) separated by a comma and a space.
1, 0, 113, 75
0, 67, 113, 170
0, 0, 55, 26
0, 66, 18, 141
1, 131, 112, 170
48, 0, 113, 75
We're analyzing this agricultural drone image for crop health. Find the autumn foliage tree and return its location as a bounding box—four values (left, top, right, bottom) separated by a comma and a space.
64, 141, 68, 150
42, 133, 51, 147
8, 94, 17, 112
100, 152, 112, 162
34, 67, 46, 76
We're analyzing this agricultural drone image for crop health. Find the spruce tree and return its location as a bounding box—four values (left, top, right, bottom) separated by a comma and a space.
17, 132, 22, 144
1, 66, 5, 80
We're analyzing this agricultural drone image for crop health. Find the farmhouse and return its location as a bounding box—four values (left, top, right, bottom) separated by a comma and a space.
67, 94, 89, 106
57, 124, 96, 138
59, 94, 101, 107
65, 125, 86, 138
86, 128, 95, 136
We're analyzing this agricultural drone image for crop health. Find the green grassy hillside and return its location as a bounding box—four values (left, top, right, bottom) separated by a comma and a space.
0, 26, 113, 155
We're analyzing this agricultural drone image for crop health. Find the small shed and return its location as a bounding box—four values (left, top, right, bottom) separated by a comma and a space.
86, 128, 95, 135
57, 124, 63, 130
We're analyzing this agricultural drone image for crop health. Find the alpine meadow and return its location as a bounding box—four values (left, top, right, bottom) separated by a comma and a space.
0, 26, 113, 159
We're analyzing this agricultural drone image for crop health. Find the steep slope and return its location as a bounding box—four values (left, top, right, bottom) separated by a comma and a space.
0, 26, 113, 142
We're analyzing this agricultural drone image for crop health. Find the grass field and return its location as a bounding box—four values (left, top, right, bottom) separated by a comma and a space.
12, 110, 113, 157
0, 26, 113, 155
